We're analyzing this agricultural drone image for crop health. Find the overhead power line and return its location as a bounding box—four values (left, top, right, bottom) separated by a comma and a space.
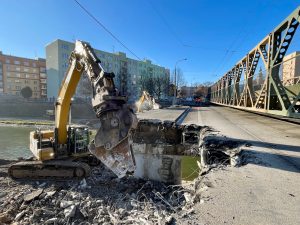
73, 0, 141, 60
146, 0, 185, 46
146, 0, 240, 53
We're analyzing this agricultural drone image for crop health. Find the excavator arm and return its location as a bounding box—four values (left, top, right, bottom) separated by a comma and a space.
55, 40, 137, 177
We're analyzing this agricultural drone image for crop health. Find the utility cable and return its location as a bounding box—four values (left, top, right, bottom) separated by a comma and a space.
146, 0, 239, 53
73, 0, 141, 60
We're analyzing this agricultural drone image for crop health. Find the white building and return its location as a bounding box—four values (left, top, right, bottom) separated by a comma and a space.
46, 39, 170, 102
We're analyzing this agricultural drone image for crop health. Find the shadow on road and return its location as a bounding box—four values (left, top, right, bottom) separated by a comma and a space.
206, 135, 300, 173
239, 148, 300, 173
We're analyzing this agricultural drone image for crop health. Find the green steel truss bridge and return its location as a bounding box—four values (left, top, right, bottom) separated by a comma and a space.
210, 6, 300, 119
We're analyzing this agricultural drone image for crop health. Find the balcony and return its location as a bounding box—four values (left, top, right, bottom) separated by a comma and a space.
40, 73, 46, 78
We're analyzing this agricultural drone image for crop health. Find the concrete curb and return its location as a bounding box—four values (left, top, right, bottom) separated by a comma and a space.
210, 103, 300, 125
175, 107, 191, 125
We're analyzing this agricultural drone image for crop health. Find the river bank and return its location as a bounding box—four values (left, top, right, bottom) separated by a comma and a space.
0, 119, 54, 128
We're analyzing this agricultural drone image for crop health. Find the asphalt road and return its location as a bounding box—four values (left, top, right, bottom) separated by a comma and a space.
136, 106, 188, 121
183, 105, 300, 225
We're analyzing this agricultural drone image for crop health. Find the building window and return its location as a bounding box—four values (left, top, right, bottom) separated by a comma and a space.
40, 67, 46, 73
6, 65, 10, 70
34, 87, 37, 91
33, 68, 37, 73
15, 80, 20, 83
16, 67, 20, 71
5, 59, 10, 64
6, 72, 10, 77
16, 73, 21, 78
25, 80, 29, 84
14, 60, 20, 65
26, 74, 30, 78
61, 44, 69, 50
32, 62, 36, 67
24, 68, 29, 72
62, 53, 69, 59
24, 61, 29, 66
34, 81, 38, 84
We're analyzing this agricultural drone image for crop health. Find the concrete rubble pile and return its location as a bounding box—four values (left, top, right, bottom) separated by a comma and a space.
199, 128, 245, 169
0, 162, 204, 225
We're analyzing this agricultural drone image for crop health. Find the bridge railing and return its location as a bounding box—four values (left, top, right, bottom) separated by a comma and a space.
210, 6, 300, 118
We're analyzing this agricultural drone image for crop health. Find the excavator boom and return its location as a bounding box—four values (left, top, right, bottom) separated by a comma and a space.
57, 40, 137, 177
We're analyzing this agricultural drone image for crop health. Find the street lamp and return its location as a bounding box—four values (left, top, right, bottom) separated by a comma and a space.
173, 58, 187, 105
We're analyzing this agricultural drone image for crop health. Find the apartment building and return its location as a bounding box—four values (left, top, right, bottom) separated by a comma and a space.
282, 51, 300, 85
0, 51, 46, 98
46, 39, 170, 101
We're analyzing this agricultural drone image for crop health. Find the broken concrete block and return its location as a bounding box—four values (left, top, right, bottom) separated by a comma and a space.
45, 217, 58, 224
23, 189, 43, 202
60, 200, 74, 209
15, 210, 26, 221
183, 192, 192, 203
64, 205, 76, 218
80, 208, 88, 218
46, 191, 56, 197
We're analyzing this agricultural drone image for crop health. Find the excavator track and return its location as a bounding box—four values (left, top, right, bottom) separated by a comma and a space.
8, 160, 90, 180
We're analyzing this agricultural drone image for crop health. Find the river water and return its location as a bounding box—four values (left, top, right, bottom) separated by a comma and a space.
0, 126, 33, 159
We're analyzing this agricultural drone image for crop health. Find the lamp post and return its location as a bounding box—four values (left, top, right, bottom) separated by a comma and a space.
173, 58, 187, 105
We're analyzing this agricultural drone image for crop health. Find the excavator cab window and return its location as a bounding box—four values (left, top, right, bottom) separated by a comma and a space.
67, 127, 90, 154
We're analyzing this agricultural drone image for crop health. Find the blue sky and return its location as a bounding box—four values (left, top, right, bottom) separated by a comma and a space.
0, 0, 299, 84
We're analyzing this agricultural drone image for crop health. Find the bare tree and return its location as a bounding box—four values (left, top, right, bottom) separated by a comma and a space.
176, 68, 186, 88
171, 67, 186, 98
138, 70, 170, 100
153, 75, 169, 100
194, 82, 213, 97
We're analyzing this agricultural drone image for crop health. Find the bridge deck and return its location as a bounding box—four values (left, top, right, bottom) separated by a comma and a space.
182, 105, 300, 225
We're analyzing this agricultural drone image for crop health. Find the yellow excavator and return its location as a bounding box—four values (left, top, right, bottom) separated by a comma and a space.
136, 91, 160, 112
9, 40, 137, 179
